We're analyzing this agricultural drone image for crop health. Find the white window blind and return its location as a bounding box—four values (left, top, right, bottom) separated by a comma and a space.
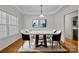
0, 10, 7, 38
8, 14, 19, 35
0, 10, 19, 39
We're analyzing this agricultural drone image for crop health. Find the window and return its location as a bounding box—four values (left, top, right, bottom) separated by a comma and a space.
0, 10, 7, 38
8, 15, 18, 35
0, 9, 19, 39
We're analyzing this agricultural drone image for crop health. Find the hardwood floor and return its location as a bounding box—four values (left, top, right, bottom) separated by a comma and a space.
1, 38, 23, 53
1, 38, 78, 53
63, 38, 78, 52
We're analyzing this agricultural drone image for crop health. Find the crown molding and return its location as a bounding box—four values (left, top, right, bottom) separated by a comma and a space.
13, 5, 69, 16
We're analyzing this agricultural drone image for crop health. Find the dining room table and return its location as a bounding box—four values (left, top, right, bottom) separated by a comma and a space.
21, 29, 57, 48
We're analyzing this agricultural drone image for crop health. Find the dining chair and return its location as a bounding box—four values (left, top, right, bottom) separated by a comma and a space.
51, 30, 62, 48
46, 29, 57, 46
21, 33, 30, 48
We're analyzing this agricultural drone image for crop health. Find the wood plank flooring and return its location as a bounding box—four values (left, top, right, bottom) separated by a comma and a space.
1, 38, 78, 53
1, 38, 23, 53
62, 38, 78, 52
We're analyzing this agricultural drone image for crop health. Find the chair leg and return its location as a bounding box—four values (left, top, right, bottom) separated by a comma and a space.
29, 41, 30, 48
51, 41, 53, 48
50, 39, 52, 46
22, 41, 24, 49
59, 41, 61, 48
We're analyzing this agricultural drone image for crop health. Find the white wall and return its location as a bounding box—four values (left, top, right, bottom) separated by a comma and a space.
0, 5, 23, 50
22, 15, 55, 31
65, 14, 72, 39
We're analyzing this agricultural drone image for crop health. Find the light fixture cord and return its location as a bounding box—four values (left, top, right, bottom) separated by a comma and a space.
41, 5, 43, 14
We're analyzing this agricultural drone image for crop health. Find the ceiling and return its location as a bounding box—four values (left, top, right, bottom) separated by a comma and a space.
14, 5, 69, 15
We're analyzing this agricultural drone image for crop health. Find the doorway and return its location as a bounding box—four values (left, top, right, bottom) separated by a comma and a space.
64, 10, 78, 52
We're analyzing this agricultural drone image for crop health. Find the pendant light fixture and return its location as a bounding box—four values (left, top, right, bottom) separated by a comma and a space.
39, 5, 44, 18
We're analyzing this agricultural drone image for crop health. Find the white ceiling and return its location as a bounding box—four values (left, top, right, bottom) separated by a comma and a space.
14, 5, 69, 15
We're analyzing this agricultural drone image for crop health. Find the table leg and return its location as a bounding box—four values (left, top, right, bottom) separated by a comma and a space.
43, 35, 47, 47
35, 35, 39, 47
